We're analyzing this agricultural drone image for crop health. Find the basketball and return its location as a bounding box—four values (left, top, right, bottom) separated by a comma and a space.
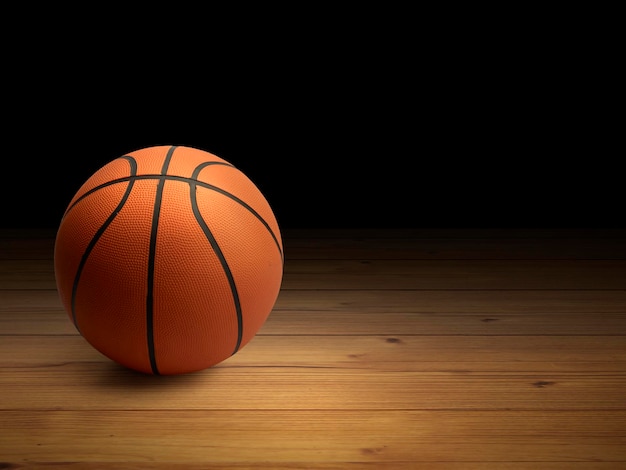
53, 145, 284, 375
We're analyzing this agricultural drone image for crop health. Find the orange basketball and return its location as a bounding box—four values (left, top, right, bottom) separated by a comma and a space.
54, 145, 283, 375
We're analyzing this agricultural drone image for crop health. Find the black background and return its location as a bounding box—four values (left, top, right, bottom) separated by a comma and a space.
3, 7, 622, 230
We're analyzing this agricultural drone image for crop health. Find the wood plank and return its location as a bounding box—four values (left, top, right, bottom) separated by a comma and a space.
4, 259, 626, 290
1, 410, 625, 465
0, 463, 618, 470
0, 464, 619, 470
6, 288, 626, 313
281, 260, 626, 290
2, 335, 625, 373
263, 311, 626, 336
4, 309, 626, 336
0, 289, 63, 310
5, 234, 626, 260
3, 366, 624, 411
1, 336, 625, 411
0, 259, 56, 289
274, 289, 626, 313
3, 289, 626, 336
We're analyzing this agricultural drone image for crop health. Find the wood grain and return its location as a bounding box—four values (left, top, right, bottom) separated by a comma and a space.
1, 228, 625, 468
2, 410, 626, 465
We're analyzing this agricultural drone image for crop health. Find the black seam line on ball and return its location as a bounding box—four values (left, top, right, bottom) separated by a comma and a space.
66, 172, 284, 263
190, 162, 243, 355
70, 156, 138, 333
146, 146, 177, 375
62, 163, 233, 222
192, 161, 284, 263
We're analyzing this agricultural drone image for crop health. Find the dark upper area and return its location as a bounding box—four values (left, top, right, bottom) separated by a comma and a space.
3, 10, 620, 230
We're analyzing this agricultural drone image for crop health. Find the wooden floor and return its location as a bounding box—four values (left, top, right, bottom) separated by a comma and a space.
1, 227, 626, 469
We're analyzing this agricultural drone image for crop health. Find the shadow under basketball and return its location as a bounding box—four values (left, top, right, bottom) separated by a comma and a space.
94, 360, 218, 391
